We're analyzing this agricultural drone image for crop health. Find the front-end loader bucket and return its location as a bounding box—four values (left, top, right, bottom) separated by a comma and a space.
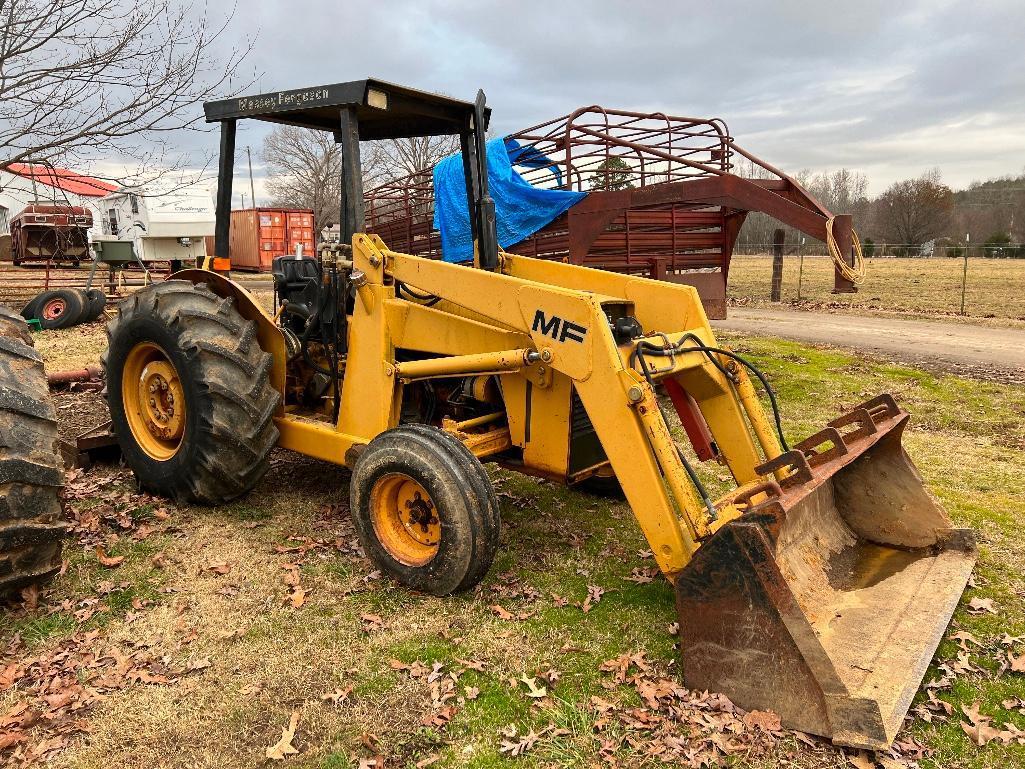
675, 394, 976, 749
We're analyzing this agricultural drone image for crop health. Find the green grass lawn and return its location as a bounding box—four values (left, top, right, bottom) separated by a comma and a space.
3, 330, 1024, 768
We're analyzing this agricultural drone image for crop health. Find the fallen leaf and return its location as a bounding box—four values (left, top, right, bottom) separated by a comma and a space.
187, 656, 212, 672
281, 563, 301, 587
961, 701, 985, 726
500, 729, 540, 757
321, 686, 353, 706
266, 710, 300, 760
959, 701, 1002, 746
743, 709, 781, 732
625, 567, 655, 584
961, 718, 1001, 746
427, 661, 445, 683
519, 675, 547, 699
0, 731, 27, 750
94, 546, 124, 568
966, 597, 996, 615
491, 604, 515, 621
848, 751, 876, 769
1007, 651, 1025, 674
287, 586, 309, 609
581, 584, 605, 613
205, 560, 232, 576
421, 705, 456, 728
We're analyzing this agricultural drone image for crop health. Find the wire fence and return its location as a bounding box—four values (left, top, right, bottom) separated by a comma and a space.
734, 242, 1025, 259
727, 252, 1025, 320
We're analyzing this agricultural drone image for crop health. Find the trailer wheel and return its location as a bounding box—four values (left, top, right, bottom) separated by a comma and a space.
351, 425, 500, 595
81, 289, 107, 322
103, 281, 279, 504
30, 289, 85, 330
0, 305, 67, 597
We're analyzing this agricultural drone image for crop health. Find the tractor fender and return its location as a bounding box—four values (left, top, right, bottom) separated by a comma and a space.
172, 269, 286, 402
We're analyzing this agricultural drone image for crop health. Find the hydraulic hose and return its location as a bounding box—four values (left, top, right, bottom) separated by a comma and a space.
634, 348, 719, 522
632, 337, 790, 453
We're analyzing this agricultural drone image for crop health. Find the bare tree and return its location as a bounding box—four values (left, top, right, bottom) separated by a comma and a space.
874, 169, 953, 247
263, 126, 343, 229
733, 164, 872, 250
806, 169, 870, 215
0, 0, 253, 180
365, 136, 460, 184
263, 131, 460, 231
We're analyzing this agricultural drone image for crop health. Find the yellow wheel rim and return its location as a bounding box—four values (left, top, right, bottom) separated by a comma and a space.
370, 473, 441, 566
122, 341, 186, 460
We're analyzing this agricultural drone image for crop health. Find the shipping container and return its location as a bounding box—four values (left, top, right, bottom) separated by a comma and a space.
223, 208, 316, 272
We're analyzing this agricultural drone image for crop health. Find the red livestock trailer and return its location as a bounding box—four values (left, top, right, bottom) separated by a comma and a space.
364, 107, 857, 318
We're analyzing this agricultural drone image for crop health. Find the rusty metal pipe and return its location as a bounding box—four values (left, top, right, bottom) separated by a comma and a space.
47, 364, 102, 385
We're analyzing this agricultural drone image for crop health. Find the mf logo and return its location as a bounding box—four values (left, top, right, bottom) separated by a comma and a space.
532, 310, 587, 344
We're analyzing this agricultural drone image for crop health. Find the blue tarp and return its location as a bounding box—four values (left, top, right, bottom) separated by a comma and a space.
432, 137, 586, 263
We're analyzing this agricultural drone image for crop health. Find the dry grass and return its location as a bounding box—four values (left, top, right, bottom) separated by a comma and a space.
728, 255, 1025, 321
32, 317, 110, 372
2, 323, 1023, 768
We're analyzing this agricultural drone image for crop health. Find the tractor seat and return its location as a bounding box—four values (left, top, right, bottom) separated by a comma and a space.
272, 255, 321, 293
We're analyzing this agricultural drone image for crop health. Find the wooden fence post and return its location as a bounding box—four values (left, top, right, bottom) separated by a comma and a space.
770, 228, 785, 302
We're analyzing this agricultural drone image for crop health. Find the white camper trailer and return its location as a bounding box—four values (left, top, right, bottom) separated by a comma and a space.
96, 185, 215, 263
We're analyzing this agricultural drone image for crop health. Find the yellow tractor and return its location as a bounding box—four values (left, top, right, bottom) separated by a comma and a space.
103, 79, 976, 749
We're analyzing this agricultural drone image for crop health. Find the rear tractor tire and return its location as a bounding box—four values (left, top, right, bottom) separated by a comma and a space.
0, 305, 67, 597
103, 280, 280, 504
350, 425, 500, 596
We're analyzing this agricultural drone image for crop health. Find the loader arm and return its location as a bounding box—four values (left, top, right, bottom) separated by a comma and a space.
354, 234, 775, 579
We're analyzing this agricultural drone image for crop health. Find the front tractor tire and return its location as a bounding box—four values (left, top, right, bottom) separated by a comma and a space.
0, 305, 66, 597
351, 425, 500, 596
103, 281, 280, 504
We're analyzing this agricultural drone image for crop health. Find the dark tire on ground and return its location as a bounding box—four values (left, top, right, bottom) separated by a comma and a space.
32, 289, 86, 329
350, 425, 500, 596
82, 289, 107, 322
20, 292, 44, 320
0, 305, 67, 597
103, 280, 280, 504
574, 470, 625, 499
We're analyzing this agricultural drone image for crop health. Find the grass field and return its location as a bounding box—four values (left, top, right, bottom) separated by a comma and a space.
2, 323, 1024, 768
728, 255, 1025, 321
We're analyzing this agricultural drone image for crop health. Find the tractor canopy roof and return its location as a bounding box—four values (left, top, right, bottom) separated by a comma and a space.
203, 78, 491, 139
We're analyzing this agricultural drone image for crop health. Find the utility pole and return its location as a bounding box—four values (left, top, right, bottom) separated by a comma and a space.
246, 146, 257, 208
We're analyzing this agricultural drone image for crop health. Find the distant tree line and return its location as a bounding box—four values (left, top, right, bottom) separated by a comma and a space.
734, 160, 1025, 257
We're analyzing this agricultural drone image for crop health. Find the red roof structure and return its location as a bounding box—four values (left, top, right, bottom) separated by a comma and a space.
4, 163, 118, 198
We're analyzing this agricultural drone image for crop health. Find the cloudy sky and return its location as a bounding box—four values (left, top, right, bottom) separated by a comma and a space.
187, 0, 1023, 199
